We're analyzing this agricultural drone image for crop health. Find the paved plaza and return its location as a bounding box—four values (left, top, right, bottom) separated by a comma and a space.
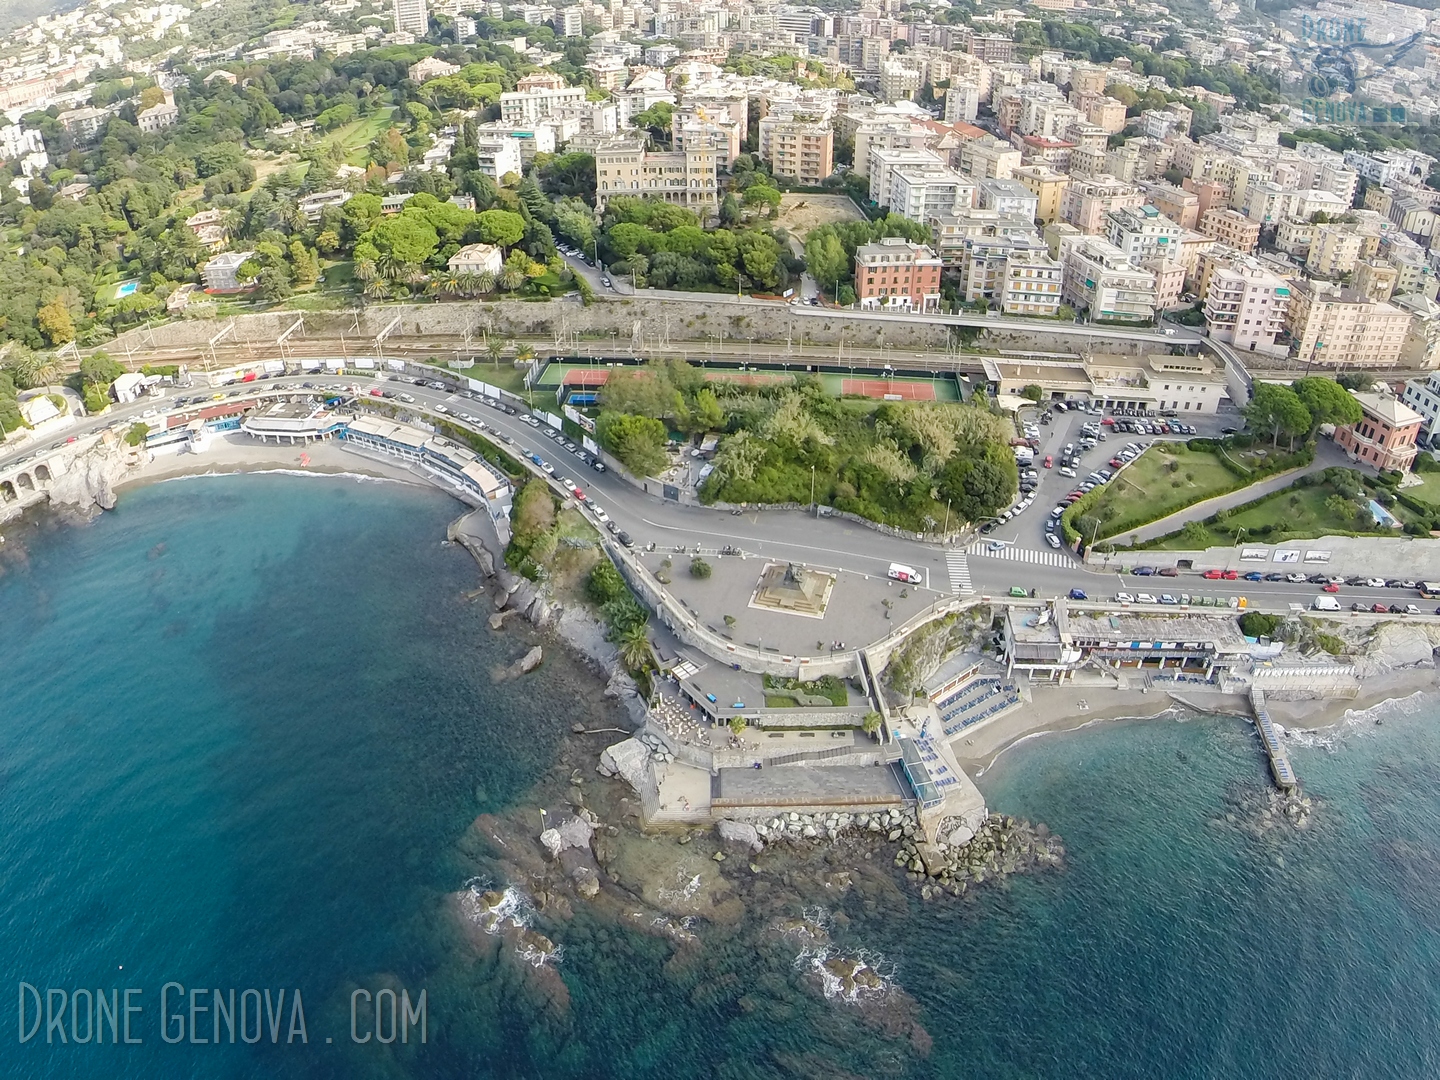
641, 548, 934, 659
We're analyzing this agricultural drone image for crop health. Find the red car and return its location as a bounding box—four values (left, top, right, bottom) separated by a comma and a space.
1323, 582, 1340, 593
1044, 455, 1053, 468
1202, 569, 1224, 579
369, 388, 383, 396
1101, 417, 1115, 426
1109, 458, 1125, 469
572, 487, 587, 501
1223, 570, 1239, 580
1373, 603, 1389, 613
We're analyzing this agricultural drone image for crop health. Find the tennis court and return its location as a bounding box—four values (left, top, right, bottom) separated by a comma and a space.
536, 363, 612, 388
839, 376, 964, 401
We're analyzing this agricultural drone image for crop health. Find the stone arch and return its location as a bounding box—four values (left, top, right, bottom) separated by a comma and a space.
34, 463, 51, 484
15, 472, 35, 492
0, 480, 15, 502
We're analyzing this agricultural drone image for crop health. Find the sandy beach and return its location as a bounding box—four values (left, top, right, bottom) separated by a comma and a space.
119, 434, 427, 489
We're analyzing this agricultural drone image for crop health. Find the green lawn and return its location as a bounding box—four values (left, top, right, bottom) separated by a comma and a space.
323, 106, 398, 165
454, 363, 531, 395
1148, 477, 1414, 549
1080, 444, 1242, 541
1402, 472, 1440, 506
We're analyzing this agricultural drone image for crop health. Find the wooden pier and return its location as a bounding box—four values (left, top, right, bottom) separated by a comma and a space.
1249, 689, 1297, 792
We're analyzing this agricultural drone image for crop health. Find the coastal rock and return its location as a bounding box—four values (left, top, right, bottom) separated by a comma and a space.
519, 645, 543, 673
488, 611, 510, 631
555, 814, 595, 852
598, 738, 652, 794
716, 819, 763, 854
47, 437, 135, 514
571, 865, 600, 899
527, 595, 555, 629
539, 827, 564, 859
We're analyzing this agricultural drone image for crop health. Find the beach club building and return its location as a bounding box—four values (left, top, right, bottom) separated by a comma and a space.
1002, 601, 1260, 681
342, 417, 508, 502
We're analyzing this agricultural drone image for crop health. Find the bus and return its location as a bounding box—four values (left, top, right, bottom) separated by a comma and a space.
1420, 582, 1440, 600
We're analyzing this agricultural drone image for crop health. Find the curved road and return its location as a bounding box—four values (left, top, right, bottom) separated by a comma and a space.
2, 369, 1426, 615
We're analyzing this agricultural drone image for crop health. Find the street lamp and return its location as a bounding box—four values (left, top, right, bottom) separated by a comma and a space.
810, 464, 817, 517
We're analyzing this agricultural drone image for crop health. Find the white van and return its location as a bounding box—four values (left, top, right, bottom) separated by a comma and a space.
888, 563, 921, 584
1312, 595, 1341, 611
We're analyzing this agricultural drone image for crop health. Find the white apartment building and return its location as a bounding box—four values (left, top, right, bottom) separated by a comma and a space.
1306, 225, 1365, 279
1104, 204, 1182, 266
978, 177, 1038, 221
868, 147, 944, 206
1202, 256, 1290, 358
851, 117, 928, 179
1343, 147, 1435, 186
0, 125, 45, 161
929, 210, 1036, 267
1059, 237, 1157, 323
944, 82, 981, 123
1000, 250, 1064, 317
1396, 294, 1440, 375
500, 84, 586, 124
959, 231, 1047, 303
886, 164, 976, 223
474, 136, 523, 180
393, 0, 428, 35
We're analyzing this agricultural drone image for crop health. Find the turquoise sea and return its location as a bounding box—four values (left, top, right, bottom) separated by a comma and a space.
4, 474, 1440, 1079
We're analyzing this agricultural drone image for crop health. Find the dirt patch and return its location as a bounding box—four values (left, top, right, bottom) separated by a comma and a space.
777, 193, 865, 243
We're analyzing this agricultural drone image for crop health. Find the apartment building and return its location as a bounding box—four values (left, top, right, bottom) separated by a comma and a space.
1201, 256, 1290, 358
956, 133, 1021, 180
1142, 183, 1199, 230
978, 177, 1039, 221
879, 60, 922, 103
1059, 237, 1157, 323
1305, 224, 1364, 279
1011, 164, 1068, 223
886, 164, 975, 223
593, 139, 717, 211
1334, 392, 1422, 472
850, 118, 928, 178
929, 210, 1036, 267
999, 248, 1064, 316
500, 83, 586, 124
393, 0, 428, 35
1396, 293, 1440, 373
1285, 280, 1412, 369
854, 236, 943, 311
1058, 174, 1144, 234
758, 116, 833, 185
958, 230, 1048, 303
474, 136, 523, 180
1197, 208, 1260, 253
1104, 204, 1182, 265
1354, 259, 1399, 303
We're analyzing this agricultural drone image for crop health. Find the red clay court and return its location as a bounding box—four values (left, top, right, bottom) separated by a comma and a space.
841, 378, 937, 400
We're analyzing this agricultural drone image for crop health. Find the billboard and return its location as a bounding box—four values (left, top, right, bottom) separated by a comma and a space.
1240, 548, 1268, 562
1272, 550, 1300, 563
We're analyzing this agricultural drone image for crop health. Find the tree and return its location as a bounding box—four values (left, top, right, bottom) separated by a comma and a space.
79, 352, 123, 388
689, 387, 724, 432
1245, 383, 1311, 447
36, 299, 75, 346
596, 411, 669, 476
616, 622, 652, 671
369, 215, 439, 266
476, 208, 526, 247
804, 231, 847, 293
728, 715, 746, 735
718, 193, 741, 227
484, 336, 505, 367
1291, 376, 1362, 431
1020, 384, 1044, 402
862, 710, 883, 736
689, 557, 712, 578
125, 421, 150, 446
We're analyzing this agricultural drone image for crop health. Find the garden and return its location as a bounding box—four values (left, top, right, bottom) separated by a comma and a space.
1063, 439, 1313, 546
1143, 466, 1434, 549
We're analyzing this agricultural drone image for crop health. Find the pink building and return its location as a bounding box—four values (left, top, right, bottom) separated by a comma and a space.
1334, 392, 1422, 472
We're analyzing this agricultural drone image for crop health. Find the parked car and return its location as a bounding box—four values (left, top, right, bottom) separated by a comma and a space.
1068, 588, 1087, 600
1043, 455, 1053, 468
1046, 533, 1061, 548
1323, 583, 1341, 593
1157, 567, 1179, 577
1115, 592, 1135, 603
1137, 593, 1158, 604
1202, 569, 1224, 579
1243, 571, 1264, 581
1132, 566, 1155, 576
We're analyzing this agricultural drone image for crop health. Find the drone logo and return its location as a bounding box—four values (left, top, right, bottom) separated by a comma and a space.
1299, 16, 1416, 126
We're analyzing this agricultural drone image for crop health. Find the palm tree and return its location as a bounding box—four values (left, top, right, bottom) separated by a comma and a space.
438, 272, 462, 298
456, 272, 480, 298
499, 266, 525, 292
377, 252, 404, 282
484, 337, 505, 368
514, 343, 536, 365
363, 279, 392, 302
616, 623, 651, 671
475, 270, 496, 295
354, 257, 379, 284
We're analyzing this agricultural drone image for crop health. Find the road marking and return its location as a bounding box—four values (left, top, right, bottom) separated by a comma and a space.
966, 542, 1074, 568
945, 550, 973, 594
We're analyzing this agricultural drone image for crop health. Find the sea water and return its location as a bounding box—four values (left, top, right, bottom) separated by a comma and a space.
4, 476, 1440, 1079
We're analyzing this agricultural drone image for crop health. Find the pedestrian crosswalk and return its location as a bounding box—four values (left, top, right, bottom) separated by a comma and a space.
945, 550, 973, 594
965, 542, 1075, 567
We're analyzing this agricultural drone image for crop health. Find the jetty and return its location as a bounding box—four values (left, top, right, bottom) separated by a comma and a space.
1248, 689, 1297, 792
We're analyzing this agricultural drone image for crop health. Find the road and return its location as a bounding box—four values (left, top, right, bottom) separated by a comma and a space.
6, 369, 1427, 617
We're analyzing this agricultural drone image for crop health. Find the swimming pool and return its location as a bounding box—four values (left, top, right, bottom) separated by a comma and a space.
115, 281, 138, 297
1369, 499, 1401, 528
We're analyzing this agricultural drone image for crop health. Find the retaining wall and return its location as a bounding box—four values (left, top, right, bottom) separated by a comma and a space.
1088, 534, 1440, 580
